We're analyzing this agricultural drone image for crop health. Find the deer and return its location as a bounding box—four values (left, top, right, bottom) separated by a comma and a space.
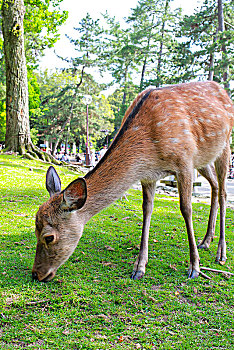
32, 81, 234, 282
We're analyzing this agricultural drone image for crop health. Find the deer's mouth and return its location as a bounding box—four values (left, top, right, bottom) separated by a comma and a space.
41, 270, 56, 282
32, 269, 57, 282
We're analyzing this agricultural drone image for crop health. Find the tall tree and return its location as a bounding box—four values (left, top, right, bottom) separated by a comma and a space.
0, 0, 68, 150
1, 0, 66, 161
177, 0, 233, 93
126, 0, 182, 88
23, 0, 68, 67
32, 70, 114, 154
2, 0, 31, 154
66, 14, 103, 88
217, 0, 229, 91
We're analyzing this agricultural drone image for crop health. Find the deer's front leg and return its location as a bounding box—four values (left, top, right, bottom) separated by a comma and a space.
131, 181, 156, 280
177, 171, 200, 279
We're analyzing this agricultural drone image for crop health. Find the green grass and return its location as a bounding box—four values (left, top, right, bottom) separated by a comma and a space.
0, 154, 233, 350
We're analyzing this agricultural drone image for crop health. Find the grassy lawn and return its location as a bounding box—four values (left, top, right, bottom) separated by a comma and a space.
0, 154, 233, 350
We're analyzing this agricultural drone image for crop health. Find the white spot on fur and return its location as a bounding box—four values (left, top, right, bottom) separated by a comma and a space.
206, 132, 216, 137
170, 138, 179, 143
156, 118, 169, 127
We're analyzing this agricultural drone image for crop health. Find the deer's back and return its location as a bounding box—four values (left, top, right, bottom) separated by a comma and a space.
120, 81, 234, 171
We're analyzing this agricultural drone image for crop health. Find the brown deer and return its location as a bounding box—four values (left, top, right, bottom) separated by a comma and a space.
32, 81, 234, 282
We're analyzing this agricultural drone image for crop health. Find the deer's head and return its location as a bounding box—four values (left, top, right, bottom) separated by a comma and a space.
32, 166, 87, 282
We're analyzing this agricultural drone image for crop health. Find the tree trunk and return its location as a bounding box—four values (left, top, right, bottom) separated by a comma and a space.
156, 0, 169, 87
139, 58, 147, 92
2, 0, 31, 154
53, 103, 74, 155
208, 28, 218, 81
1, 1, 63, 165
217, 0, 230, 93
139, 15, 155, 91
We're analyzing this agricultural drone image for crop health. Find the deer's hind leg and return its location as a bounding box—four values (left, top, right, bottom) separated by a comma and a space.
131, 180, 156, 280
177, 169, 200, 278
197, 164, 219, 250
214, 145, 230, 265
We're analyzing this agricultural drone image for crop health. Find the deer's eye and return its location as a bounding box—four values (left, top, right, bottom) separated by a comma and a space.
45, 235, 54, 244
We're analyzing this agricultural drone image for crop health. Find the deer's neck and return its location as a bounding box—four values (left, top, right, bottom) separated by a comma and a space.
81, 147, 140, 222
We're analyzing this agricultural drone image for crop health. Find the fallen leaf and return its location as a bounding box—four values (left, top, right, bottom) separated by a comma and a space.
168, 330, 176, 335
118, 336, 124, 343
222, 273, 231, 279
102, 262, 117, 268
151, 285, 161, 291
104, 245, 115, 251
94, 314, 109, 321
169, 264, 177, 271
102, 262, 112, 266
148, 296, 156, 302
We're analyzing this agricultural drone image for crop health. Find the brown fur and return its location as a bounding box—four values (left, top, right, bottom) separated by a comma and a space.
32, 81, 234, 282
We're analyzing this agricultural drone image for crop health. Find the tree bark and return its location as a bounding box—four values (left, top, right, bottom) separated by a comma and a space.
139, 15, 155, 91
1, 0, 63, 165
208, 28, 218, 81
156, 0, 169, 88
2, 0, 31, 153
52, 103, 74, 155
217, 0, 230, 93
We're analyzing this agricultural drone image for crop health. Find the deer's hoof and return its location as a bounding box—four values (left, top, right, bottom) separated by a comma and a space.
131, 270, 145, 280
215, 257, 226, 266
188, 268, 200, 279
198, 242, 209, 250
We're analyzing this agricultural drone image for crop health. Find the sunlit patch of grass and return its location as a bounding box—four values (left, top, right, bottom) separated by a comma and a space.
0, 154, 233, 349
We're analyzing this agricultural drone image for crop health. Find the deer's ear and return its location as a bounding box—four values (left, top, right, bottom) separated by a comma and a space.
46, 166, 61, 197
63, 178, 87, 211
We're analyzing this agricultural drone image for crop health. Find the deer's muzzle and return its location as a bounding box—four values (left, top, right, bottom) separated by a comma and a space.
32, 269, 57, 282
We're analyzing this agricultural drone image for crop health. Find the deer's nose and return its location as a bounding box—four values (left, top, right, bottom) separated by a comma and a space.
32, 271, 38, 281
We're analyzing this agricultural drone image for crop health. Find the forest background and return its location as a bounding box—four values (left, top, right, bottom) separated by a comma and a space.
0, 0, 233, 154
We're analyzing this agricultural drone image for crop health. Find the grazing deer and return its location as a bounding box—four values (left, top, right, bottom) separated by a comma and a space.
32, 81, 234, 282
